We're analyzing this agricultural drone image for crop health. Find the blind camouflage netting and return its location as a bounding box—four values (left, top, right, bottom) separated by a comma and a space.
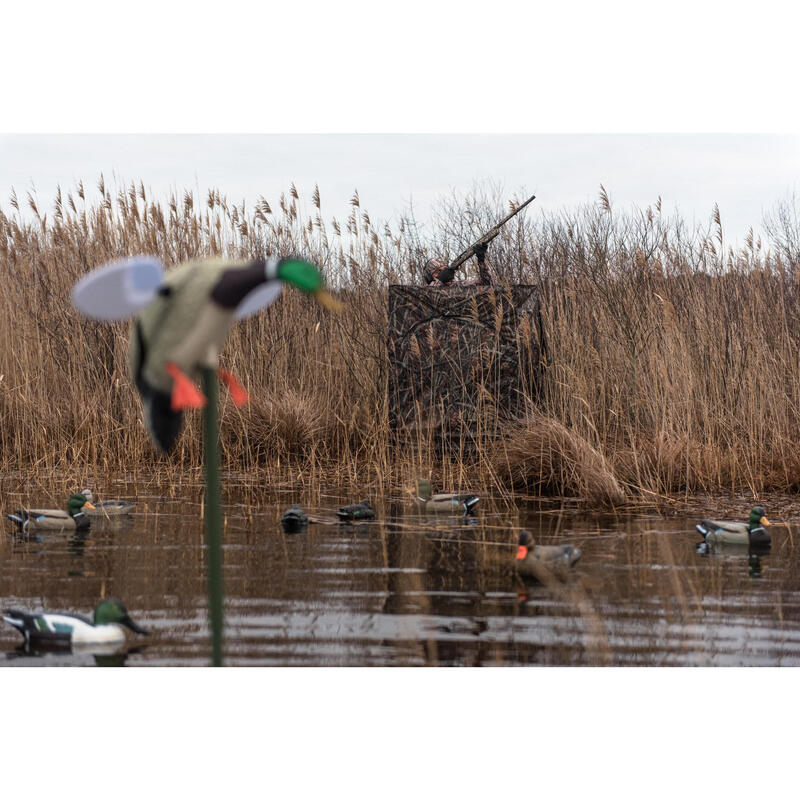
387, 284, 547, 436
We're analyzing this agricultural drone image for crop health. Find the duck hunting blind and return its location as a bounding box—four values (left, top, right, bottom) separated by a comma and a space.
387, 283, 547, 440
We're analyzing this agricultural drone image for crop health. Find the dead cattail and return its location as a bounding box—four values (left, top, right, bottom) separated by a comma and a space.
599, 184, 611, 213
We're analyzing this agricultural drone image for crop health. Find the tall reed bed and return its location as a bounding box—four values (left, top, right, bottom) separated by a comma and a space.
1, 178, 799, 506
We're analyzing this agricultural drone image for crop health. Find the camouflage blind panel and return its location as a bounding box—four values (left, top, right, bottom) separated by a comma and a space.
388, 285, 546, 436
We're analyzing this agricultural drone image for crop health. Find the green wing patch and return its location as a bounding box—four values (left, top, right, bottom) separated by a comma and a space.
52, 622, 75, 634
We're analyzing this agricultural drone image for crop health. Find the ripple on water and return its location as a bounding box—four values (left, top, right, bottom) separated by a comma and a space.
2, 484, 800, 666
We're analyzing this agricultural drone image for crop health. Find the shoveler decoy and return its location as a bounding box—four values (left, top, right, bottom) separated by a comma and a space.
337, 499, 375, 521
6, 492, 96, 534
696, 506, 771, 547
515, 529, 582, 581
80, 489, 134, 517
72, 255, 340, 451
281, 504, 308, 533
2, 600, 149, 648
414, 479, 479, 515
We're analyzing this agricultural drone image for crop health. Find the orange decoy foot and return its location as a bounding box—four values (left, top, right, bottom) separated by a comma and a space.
165, 362, 207, 411
218, 369, 250, 406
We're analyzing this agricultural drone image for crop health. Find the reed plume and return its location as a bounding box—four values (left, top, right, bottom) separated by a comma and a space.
2, 178, 799, 506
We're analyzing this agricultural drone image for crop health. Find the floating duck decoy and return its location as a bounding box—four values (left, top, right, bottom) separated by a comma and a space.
433, 618, 489, 637
696, 506, 771, 547
6, 493, 96, 534
414, 479, 479, 515
515, 529, 582, 581
2, 599, 149, 648
281, 504, 308, 533
80, 489, 135, 517
337, 499, 375, 521
71, 255, 340, 451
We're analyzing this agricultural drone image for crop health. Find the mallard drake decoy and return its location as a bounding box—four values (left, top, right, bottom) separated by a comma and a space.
6, 493, 96, 534
72, 255, 341, 451
281, 504, 308, 533
80, 489, 135, 516
337, 499, 375, 521
414, 479, 479, 515
2, 599, 149, 648
696, 506, 771, 547
515, 529, 581, 580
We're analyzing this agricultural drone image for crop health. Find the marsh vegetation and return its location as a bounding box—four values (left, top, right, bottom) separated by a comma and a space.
2, 179, 799, 508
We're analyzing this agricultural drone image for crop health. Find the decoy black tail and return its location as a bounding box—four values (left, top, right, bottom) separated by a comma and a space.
463, 496, 479, 514
5, 512, 26, 532
1, 609, 36, 636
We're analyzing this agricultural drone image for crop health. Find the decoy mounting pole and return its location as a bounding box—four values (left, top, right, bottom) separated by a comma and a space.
70, 255, 342, 668
202, 366, 224, 666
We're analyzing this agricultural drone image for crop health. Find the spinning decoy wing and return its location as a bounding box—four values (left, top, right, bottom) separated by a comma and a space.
71, 256, 165, 320
234, 282, 283, 320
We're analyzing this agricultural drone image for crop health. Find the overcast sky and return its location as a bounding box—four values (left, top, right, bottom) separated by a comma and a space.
2, 134, 798, 248
4, 5, 799, 251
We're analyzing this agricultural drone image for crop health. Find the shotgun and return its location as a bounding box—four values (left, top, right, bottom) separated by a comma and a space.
436, 193, 536, 283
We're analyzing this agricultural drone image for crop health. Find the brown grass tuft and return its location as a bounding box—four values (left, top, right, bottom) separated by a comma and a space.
222, 387, 334, 461
493, 412, 627, 508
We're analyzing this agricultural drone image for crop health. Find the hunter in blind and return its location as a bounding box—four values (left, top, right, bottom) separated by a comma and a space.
423, 242, 495, 288
421, 193, 536, 289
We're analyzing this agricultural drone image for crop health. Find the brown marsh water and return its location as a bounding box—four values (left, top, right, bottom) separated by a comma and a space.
2, 477, 799, 666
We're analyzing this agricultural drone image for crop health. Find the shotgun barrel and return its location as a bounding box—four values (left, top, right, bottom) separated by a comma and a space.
447, 193, 536, 273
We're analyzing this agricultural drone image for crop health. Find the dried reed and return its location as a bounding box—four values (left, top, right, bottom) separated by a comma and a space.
2, 178, 799, 506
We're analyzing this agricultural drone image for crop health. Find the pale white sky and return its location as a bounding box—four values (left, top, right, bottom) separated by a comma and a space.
3, 5, 799, 250
2, 134, 798, 247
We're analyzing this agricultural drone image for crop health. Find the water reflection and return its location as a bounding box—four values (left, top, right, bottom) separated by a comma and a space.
696, 539, 769, 579
749, 554, 763, 579
4, 641, 146, 666
2, 478, 800, 666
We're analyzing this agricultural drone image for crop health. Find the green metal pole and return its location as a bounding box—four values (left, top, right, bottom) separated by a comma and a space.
202, 366, 224, 666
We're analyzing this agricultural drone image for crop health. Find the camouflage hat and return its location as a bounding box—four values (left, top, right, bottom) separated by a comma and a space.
424, 258, 454, 285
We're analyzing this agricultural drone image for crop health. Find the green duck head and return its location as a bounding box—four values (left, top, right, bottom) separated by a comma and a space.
94, 600, 149, 635
417, 479, 433, 501
749, 506, 770, 529
276, 259, 342, 311
68, 493, 95, 516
